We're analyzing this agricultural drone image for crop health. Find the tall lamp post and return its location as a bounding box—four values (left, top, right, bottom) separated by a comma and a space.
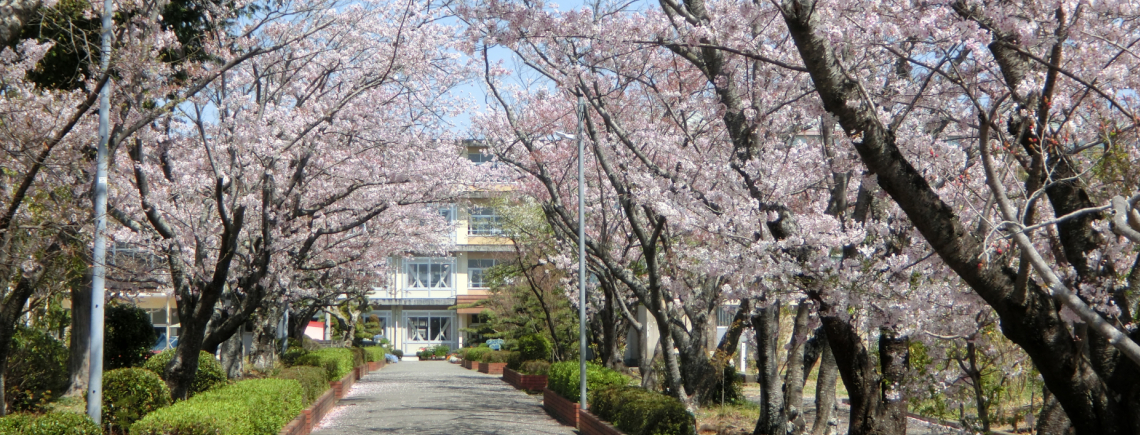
87, 0, 113, 423
555, 93, 588, 411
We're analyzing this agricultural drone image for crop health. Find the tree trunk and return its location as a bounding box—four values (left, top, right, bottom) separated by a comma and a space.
753, 299, 784, 435
64, 271, 92, 397
0, 274, 41, 416
1037, 385, 1071, 435
821, 312, 908, 435
249, 305, 283, 371
965, 342, 990, 432
784, 300, 812, 434
811, 330, 838, 435
219, 329, 243, 379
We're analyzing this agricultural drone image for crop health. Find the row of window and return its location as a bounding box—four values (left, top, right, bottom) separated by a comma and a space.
370, 312, 454, 343
405, 258, 498, 290
436, 205, 503, 236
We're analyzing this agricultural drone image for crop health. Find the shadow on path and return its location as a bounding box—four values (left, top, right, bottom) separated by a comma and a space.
312, 361, 576, 435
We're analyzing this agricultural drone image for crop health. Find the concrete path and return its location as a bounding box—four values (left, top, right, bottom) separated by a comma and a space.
312, 360, 577, 435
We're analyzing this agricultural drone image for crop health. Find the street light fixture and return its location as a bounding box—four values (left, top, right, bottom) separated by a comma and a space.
554, 93, 587, 412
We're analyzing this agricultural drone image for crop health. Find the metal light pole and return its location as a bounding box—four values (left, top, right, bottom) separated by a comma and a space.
87, 0, 113, 423
576, 93, 587, 412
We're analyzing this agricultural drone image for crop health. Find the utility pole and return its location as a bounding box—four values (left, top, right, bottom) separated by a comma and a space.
576, 93, 587, 412
86, 0, 113, 423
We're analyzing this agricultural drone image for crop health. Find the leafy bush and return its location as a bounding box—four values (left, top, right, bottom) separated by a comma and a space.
479, 350, 511, 363
591, 386, 695, 435
547, 361, 630, 402
0, 411, 101, 435
708, 364, 743, 405
434, 345, 450, 357
142, 350, 227, 396
130, 378, 303, 435
391, 349, 403, 359
506, 351, 523, 370
273, 366, 327, 406
6, 326, 68, 412
349, 347, 366, 367
105, 303, 158, 370
463, 347, 489, 362
103, 368, 171, 432
520, 360, 551, 376
362, 347, 387, 363
516, 334, 551, 362
293, 348, 355, 381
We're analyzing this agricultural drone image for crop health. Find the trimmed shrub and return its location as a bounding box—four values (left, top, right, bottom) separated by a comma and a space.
103, 368, 171, 432
434, 345, 450, 357
130, 378, 303, 435
516, 334, 551, 362
506, 351, 523, 370
362, 347, 386, 363
105, 302, 158, 370
6, 326, 68, 412
478, 350, 511, 363
142, 350, 227, 396
293, 348, 355, 382
0, 412, 101, 435
391, 349, 403, 359
708, 364, 743, 405
349, 347, 366, 367
591, 386, 695, 435
520, 360, 551, 376
462, 347, 488, 362
273, 366, 327, 406
547, 361, 629, 402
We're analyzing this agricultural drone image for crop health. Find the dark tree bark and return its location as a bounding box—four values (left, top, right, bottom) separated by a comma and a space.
784, 301, 812, 434
219, 329, 243, 379
819, 311, 908, 435
776, 1, 1140, 432
753, 299, 784, 435
810, 329, 838, 435
1037, 385, 1072, 435
64, 271, 92, 397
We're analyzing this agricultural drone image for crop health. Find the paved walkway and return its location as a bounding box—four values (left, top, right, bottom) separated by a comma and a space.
312, 360, 577, 435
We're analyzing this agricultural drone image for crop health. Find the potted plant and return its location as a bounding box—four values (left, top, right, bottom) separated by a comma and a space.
478, 350, 510, 374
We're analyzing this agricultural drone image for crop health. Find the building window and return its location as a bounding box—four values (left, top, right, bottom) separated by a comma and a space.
406, 257, 454, 290
468, 259, 498, 288
468, 150, 493, 164
717, 306, 737, 327
407, 315, 452, 342
468, 207, 503, 236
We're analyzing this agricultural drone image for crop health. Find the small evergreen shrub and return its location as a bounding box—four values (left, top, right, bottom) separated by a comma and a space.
129, 378, 303, 435
103, 368, 171, 432
546, 361, 629, 402
0, 412, 101, 435
591, 386, 695, 435
142, 350, 227, 396
6, 326, 68, 412
708, 364, 743, 405
479, 350, 511, 363
363, 347, 386, 363
105, 303, 158, 370
273, 366, 327, 406
293, 348, 355, 381
506, 351, 523, 370
391, 349, 403, 359
349, 347, 366, 367
463, 347, 488, 362
434, 345, 450, 357
520, 360, 551, 376
516, 334, 551, 362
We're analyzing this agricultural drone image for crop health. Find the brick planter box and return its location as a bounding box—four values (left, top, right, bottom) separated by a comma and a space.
543, 388, 580, 427
579, 409, 623, 435
503, 368, 547, 391
462, 359, 472, 369
329, 367, 358, 400
478, 362, 507, 374
278, 381, 338, 435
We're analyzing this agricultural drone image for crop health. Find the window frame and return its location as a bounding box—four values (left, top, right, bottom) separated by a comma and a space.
467, 258, 498, 289
467, 207, 503, 236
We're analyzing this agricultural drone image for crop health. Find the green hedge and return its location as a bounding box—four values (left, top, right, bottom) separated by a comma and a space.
0, 412, 100, 435
103, 368, 171, 431
6, 326, 68, 412
516, 334, 551, 362
130, 378, 303, 435
546, 362, 629, 403
143, 350, 227, 397
294, 348, 355, 382
463, 347, 489, 362
479, 350, 511, 363
519, 360, 550, 376
591, 386, 695, 435
273, 366, 328, 406
362, 347, 387, 363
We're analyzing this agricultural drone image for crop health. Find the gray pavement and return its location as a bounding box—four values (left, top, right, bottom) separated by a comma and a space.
312, 360, 577, 435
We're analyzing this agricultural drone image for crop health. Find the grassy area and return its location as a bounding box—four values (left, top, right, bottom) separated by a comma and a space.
695, 402, 759, 435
